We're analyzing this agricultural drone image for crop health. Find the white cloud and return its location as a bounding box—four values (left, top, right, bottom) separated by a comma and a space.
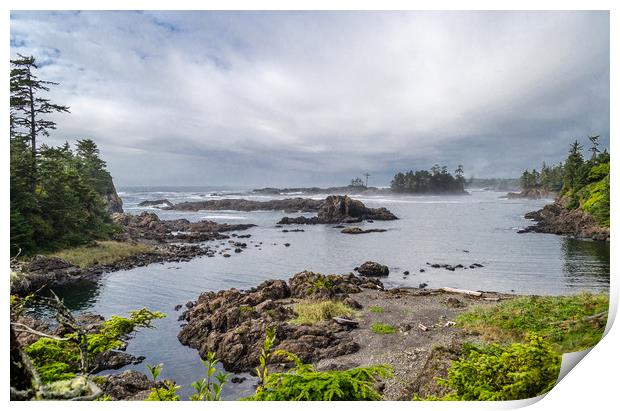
10, 11, 609, 186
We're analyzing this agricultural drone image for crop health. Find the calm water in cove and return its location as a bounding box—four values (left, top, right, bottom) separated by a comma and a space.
50, 187, 610, 399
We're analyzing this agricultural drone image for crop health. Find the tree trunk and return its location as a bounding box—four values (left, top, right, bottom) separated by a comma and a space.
27, 66, 37, 193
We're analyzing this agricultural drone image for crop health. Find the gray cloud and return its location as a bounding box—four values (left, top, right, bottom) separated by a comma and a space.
10, 11, 609, 186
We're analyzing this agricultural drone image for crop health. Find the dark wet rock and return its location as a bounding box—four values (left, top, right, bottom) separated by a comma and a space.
174, 304, 183, 311
419, 269, 425, 273
340, 226, 387, 234
170, 197, 323, 213
277, 195, 397, 225
111, 211, 255, 244
504, 188, 556, 200
231, 376, 247, 384
104, 187, 124, 214
522, 202, 609, 241
445, 297, 465, 308
419, 283, 428, 289
177, 272, 382, 373
137, 199, 173, 208
357, 261, 389, 277
98, 370, 166, 401
403, 271, 410, 275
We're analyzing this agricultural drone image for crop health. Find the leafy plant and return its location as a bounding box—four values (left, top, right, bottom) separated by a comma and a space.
416, 334, 561, 401
255, 327, 277, 394
371, 322, 396, 334
189, 352, 230, 401
368, 306, 384, 313
145, 363, 180, 401
247, 349, 392, 400
24, 308, 165, 383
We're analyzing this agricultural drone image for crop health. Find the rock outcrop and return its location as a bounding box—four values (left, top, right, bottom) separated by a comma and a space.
504, 188, 556, 200
521, 202, 609, 241
98, 370, 166, 400
169, 197, 322, 212
112, 212, 256, 243
137, 199, 173, 208
177, 271, 383, 373
341, 227, 387, 234
355, 261, 390, 277
278, 195, 397, 225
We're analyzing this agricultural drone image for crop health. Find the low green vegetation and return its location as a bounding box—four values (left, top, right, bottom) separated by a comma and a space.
368, 306, 384, 313
520, 136, 610, 227
24, 308, 165, 383
291, 300, 354, 325
49, 241, 157, 268
371, 322, 397, 334
416, 335, 560, 401
246, 328, 393, 400
456, 293, 608, 352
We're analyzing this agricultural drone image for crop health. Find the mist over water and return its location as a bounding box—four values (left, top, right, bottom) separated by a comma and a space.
51, 187, 609, 399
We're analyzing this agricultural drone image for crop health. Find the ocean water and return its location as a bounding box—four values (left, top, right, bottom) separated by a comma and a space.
50, 187, 610, 399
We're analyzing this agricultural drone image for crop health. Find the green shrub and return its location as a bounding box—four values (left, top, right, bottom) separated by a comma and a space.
418, 335, 560, 401
247, 350, 393, 400
368, 306, 384, 313
25, 308, 165, 383
457, 293, 608, 352
371, 322, 396, 334
291, 300, 354, 325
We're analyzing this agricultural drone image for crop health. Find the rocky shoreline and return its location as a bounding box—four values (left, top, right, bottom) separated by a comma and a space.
10, 211, 257, 295
10, 196, 399, 295
176, 270, 513, 400
503, 188, 557, 200
520, 202, 609, 241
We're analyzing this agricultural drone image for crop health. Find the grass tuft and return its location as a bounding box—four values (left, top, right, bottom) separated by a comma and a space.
457, 293, 608, 352
49, 241, 157, 268
371, 322, 397, 334
368, 306, 385, 313
291, 300, 355, 325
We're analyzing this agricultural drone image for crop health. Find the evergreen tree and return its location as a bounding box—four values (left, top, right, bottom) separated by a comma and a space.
10, 54, 70, 190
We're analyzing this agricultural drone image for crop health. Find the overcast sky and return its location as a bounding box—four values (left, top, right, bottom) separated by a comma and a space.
10, 11, 609, 187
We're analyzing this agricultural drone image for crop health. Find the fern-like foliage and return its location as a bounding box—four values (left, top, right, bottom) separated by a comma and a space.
247, 349, 393, 401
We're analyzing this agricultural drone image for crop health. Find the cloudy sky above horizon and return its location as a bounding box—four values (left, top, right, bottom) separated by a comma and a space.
10, 11, 609, 187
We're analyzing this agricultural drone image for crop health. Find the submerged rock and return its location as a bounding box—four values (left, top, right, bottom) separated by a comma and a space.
340, 227, 387, 234
137, 199, 173, 208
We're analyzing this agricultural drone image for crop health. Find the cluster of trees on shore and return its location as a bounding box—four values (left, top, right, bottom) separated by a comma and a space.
10, 55, 116, 255
390, 164, 465, 194
519, 162, 564, 192
521, 136, 610, 226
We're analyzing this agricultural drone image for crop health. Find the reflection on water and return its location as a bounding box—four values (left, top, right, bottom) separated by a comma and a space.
562, 238, 610, 288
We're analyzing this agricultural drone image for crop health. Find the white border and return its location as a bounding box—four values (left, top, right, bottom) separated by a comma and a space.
2, 2, 616, 410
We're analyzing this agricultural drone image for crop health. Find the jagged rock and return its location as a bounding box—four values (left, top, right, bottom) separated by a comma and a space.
98, 370, 165, 400
177, 272, 383, 373
522, 202, 609, 241
277, 195, 397, 225
137, 199, 173, 208
340, 227, 387, 234
356, 261, 389, 277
